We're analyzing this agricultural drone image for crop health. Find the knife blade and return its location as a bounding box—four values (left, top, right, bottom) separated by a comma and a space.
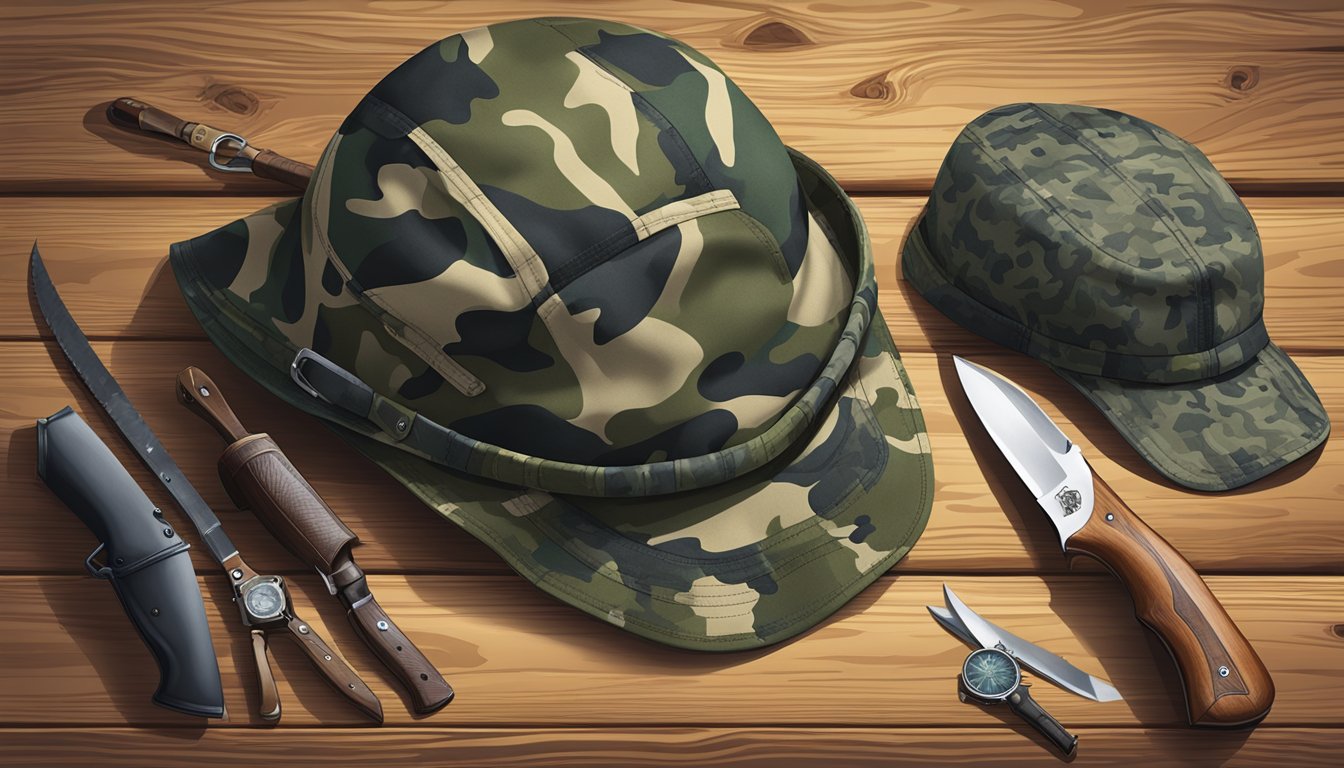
929, 585, 1122, 702
951, 356, 1274, 727
31, 243, 237, 566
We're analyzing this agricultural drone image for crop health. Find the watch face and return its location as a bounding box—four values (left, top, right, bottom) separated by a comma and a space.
962, 648, 1020, 699
244, 581, 285, 620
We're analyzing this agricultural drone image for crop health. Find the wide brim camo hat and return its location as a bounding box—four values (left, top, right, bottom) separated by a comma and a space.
903, 102, 1328, 492
171, 18, 933, 650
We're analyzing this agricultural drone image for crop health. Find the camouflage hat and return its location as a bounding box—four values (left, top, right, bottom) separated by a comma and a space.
170, 18, 933, 650
903, 102, 1328, 491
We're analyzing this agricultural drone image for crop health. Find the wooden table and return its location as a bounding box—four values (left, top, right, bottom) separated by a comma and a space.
2, 2, 1340, 765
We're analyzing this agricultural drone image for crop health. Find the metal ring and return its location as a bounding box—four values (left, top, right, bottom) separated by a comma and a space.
207, 133, 251, 172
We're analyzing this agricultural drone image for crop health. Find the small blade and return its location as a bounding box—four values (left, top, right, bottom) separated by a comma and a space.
937, 585, 1122, 702
942, 584, 1004, 650
952, 356, 1095, 548
927, 604, 975, 646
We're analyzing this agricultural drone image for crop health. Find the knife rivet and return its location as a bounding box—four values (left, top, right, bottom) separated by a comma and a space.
1105, 513, 1115, 522
348, 683, 357, 689
324, 654, 332, 661
377, 620, 389, 631
395, 417, 408, 432
231, 569, 243, 580
163, 527, 174, 538
151, 608, 160, 616
298, 624, 310, 634
1219, 666, 1230, 677
161, 473, 172, 484
199, 386, 210, 397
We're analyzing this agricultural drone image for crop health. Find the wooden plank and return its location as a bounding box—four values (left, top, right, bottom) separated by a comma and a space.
0, 574, 1339, 727
3, 344, 1340, 575
3, 1, 1343, 193
4, 196, 1343, 352
0, 726, 1339, 767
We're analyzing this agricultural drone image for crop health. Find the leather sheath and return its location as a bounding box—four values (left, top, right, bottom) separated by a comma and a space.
218, 432, 358, 576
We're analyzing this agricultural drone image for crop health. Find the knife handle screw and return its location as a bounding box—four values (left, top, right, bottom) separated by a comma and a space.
231, 569, 243, 580
1105, 513, 1115, 522
377, 620, 389, 631
1219, 666, 1230, 677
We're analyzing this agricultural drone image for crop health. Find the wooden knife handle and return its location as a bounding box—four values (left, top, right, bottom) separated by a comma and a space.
176, 367, 249, 443
348, 595, 455, 715
1066, 474, 1274, 727
284, 614, 383, 723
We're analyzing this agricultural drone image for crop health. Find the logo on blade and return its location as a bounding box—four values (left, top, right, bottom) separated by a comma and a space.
1055, 487, 1082, 516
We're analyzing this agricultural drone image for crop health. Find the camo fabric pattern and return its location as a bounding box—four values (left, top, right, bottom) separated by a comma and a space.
170, 18, 933, 649
903, 102, 1328, 491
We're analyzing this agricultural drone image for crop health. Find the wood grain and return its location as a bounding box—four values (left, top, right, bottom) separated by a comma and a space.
3, 344, 1340, 576
4, 196, 1343, 352
0, 574, 1338, 727
2, 1, 1343, 193
0, 726, 1339, 767
4, 3, 1343, 764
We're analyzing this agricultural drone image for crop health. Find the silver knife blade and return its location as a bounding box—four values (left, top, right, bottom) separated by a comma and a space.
31, 244, 238, 565
952, 356, 1094, 549
932, 585, 1122, 702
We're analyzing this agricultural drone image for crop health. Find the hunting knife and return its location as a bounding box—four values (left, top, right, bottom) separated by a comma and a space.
952, 356, 1273, 727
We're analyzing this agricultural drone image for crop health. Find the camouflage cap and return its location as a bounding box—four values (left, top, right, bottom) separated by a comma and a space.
170, 18, 933, 650
903, 102, 1328, 491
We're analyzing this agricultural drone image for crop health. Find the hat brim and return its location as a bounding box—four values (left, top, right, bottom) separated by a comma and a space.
171, 165, 933, 652
1054, 342, 1329, 491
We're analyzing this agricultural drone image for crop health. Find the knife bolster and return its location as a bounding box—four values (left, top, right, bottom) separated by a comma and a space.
219, 433, 359, 574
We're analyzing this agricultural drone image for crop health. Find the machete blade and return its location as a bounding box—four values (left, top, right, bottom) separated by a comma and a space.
30, 243, 237, 566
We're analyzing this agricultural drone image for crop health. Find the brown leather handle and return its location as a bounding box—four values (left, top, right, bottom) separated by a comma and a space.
1066, 474, 1274, 727
349, 595, 454, 715
252, 148, 314, 190
107, 97, 192, 142
177, 366, 249, 443
284, 613, 383, 723
250, 630, 282, 722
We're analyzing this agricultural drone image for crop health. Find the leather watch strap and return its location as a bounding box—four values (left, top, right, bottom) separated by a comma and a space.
250, 630, 282, 721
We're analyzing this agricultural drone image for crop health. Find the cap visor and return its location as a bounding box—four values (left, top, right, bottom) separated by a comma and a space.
1055, 343, 1329, 491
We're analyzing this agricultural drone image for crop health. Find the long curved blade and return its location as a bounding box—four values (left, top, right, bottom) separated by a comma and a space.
31, 244, 236, 565
932, 585, 1121, 702
953, 356, 1094, 549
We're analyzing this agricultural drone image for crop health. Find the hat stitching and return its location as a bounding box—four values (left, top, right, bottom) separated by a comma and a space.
1031, 105, 1217, 357
903, 216, 1271, 382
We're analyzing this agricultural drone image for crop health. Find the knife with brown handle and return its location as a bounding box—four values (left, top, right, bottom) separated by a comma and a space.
176, 366, 455, 715
954, 357, 1273, 727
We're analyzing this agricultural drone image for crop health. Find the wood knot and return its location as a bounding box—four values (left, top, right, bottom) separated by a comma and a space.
1332, 624, 1344, 640
851, 71, 895, 102
201, 84, 259, 116
1224, 65, 1260, 94
741, 20, 814, 50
